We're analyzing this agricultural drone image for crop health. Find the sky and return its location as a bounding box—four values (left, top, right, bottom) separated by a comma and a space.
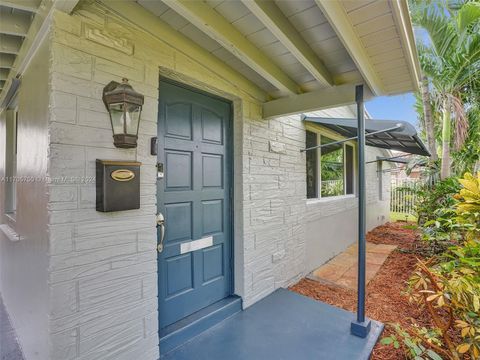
366, 93, 420, 128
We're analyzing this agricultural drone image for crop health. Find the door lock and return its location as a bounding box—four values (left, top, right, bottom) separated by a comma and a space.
156, 162, 164, 179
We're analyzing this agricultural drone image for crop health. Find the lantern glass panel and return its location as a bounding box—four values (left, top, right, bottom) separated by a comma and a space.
125, 103, 141, 134
108, 103, 125, 135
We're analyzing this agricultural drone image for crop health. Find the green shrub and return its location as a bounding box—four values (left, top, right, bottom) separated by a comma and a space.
415, 178, 461, 227
382, 172, 480, 359
455, 172, 480, 240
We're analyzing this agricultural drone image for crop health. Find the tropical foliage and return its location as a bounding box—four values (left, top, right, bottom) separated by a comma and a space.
380, 2, 480, 357
382, 172, 480, 359
410, 0, 480, 179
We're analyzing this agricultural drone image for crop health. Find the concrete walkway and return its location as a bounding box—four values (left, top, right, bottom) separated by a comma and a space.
0, 297, 24, 360
310, 243, 397, 289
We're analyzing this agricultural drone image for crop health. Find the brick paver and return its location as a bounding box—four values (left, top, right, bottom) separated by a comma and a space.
310, 243, 397, 290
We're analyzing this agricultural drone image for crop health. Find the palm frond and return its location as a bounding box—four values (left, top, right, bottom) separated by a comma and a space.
416, 6, 457, 58
457, 1, 480, 33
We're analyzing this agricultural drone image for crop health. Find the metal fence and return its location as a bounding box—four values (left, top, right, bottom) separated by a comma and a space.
390, 178, 421, 215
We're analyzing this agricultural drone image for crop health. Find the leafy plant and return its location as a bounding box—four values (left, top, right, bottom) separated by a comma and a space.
383, 172, 480, 360
454, 172, 480, 240
381, 323, 444, 359
407, 252, 480, 359
415, 178, 461, 227
421, 206, 463, 250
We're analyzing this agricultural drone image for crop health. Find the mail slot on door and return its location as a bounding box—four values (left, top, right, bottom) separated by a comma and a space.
96, 160, 141, 212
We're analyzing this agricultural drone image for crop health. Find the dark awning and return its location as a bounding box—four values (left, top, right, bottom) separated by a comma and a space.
302, 116, 430, 157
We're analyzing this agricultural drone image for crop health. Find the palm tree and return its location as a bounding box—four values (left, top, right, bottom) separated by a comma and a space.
412, 1, 480, 179
419, 75, 438, 162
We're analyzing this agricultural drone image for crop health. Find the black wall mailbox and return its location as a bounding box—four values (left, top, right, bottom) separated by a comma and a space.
96, 160, 141, 212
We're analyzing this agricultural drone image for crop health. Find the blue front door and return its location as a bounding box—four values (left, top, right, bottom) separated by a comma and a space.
157, 80, 233, 329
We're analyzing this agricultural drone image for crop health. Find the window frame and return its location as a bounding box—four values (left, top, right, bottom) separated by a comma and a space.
305, 124, 357, 201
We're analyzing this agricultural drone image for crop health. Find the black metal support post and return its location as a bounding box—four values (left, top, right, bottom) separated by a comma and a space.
351, 84, 372, 338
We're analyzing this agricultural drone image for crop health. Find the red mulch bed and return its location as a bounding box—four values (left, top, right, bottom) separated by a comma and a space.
290, 222, 430, 360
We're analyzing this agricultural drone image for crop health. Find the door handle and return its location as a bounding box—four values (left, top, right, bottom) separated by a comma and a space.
156, 213, 165, 253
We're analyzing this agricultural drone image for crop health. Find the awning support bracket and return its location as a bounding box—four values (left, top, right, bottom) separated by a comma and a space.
366, 154, 410, 164
299, 124, 403, 152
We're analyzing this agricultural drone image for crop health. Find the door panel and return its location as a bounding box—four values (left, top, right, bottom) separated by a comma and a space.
157, 80, 232, 329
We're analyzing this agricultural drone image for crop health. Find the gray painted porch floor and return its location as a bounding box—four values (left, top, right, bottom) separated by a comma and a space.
0, 297, 24, 360
161, 288, 383, 360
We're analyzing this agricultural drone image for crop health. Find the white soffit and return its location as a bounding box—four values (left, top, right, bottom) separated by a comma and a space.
0, 2, 37, 94
135, 0, 419, 102
0, 0, 81, 102
0, 0, 421, 114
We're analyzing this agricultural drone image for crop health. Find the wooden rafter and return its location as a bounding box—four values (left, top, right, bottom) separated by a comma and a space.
241, 0, 333, 87
162, 0, 300, 95
98, 0, 267, 101
315, 0, 385, 96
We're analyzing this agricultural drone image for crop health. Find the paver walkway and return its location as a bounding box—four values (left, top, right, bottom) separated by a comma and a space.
309, 242, 397, 289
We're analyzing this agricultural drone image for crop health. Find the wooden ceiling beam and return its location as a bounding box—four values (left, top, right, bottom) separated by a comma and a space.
315, 0, 385, 96
242, 0, 333, 87
263, 83, 373, 119
162, 0, 301, 95
98, 0, 267, 101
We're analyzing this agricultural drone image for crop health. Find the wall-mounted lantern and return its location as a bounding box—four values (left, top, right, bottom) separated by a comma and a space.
102, 78, 144, 148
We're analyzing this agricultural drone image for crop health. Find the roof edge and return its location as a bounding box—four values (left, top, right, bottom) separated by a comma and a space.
390, 0, 422, 92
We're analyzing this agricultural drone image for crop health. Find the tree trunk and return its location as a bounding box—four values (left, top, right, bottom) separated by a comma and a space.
440, 97, 451, 179
474, 160, 480, 174
421, 75, 438, 161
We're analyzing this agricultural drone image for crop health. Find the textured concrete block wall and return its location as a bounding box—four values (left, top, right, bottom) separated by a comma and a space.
241, 109, 308, 307
48, 14, 159, 359
44, 3, 392, 359
47, 3, 265, 359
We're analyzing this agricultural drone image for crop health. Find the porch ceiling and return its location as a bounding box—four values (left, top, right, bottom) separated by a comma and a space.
0, 0, 421, 116
0, 1, 38, 94
133, 0, 420, 117
0, 0, 80, 105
